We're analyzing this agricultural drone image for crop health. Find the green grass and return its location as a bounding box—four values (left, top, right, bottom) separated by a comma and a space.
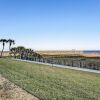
0, 59, 100, 100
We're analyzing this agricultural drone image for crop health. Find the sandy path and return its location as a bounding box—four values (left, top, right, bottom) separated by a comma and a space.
0, 75, 39, 100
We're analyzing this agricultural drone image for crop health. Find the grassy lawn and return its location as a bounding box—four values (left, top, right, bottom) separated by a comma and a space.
0, 59, 100, 100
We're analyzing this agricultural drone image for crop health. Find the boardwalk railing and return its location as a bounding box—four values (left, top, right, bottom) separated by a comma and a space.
10, 56, 100, 70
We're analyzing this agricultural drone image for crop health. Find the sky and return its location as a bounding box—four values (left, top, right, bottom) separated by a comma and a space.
0, 0, 100, 50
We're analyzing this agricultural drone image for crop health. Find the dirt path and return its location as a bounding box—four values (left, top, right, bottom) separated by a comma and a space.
0, 75, 39, 100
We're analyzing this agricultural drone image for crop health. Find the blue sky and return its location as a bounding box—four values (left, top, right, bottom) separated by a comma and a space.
0, 0, 100, 50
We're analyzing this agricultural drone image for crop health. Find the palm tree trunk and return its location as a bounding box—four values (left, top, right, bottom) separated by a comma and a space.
9, 45, 11, 52
1, 45, 4, 57
9, 45, 11, 56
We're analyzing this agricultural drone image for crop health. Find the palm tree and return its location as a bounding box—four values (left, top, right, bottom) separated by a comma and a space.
8, 39, 15, 52
17, 46, 25, 59
10, 47, 17, 58
0, 39, 8, 57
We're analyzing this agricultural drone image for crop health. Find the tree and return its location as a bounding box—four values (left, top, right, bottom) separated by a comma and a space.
10, 47, 17, 58
8, 39, 15, 52
17, 46, 25, 59
0, 39, 8, 57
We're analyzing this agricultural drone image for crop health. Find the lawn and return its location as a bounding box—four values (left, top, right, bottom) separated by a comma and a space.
0, 59, 100, 100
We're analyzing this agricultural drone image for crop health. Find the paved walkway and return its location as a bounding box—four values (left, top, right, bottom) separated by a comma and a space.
12, 59, 100, 74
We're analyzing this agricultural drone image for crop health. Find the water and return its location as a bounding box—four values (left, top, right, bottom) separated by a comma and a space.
83, 50, 100, 54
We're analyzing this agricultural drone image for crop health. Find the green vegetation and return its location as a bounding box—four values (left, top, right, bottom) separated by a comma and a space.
10, 46, 42, 59
0, 59, 100, 100
0, 39, 15, 57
